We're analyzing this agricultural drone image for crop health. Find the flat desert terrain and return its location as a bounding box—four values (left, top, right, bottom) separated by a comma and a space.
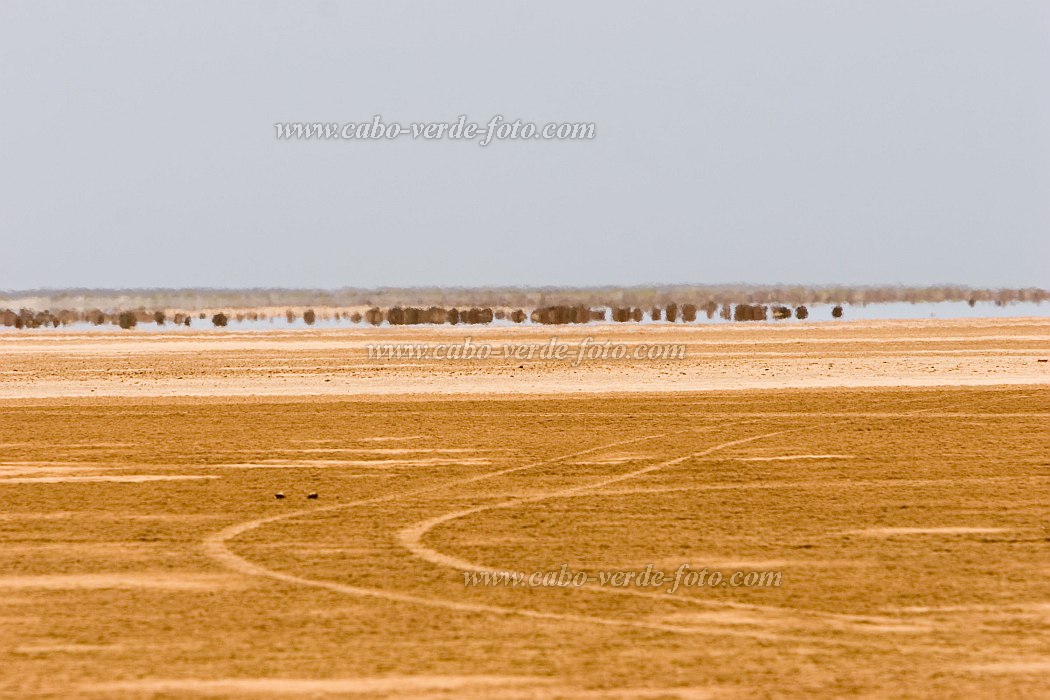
0, 318, 1048, 698
0, 317, 1047, 398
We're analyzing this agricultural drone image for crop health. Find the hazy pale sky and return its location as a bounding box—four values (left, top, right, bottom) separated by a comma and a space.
1, 1, 1047, 289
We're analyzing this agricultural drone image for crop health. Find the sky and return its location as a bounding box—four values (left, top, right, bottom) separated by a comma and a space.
1, 1, 1047, 290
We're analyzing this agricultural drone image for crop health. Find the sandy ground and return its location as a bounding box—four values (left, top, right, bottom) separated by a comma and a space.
0, 317, 1047, 399
0, 319, 1048, 698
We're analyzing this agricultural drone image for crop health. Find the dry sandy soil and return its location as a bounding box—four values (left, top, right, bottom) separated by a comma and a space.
0, 317, 1047, 398
0, 318, 1047, 698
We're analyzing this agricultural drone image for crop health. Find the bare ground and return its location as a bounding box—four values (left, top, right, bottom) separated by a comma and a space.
0, 317, 1046, 398
0, 319, 1047, 697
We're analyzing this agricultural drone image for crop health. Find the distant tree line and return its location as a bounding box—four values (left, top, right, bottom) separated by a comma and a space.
2, 284, 1045, 316
0, 301, 848, 328
8, 288, 1049, 330
0, 308, 194, 329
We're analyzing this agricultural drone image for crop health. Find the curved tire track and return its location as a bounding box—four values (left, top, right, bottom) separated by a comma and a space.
203, 434, 755, 635
394, 421, 932, 642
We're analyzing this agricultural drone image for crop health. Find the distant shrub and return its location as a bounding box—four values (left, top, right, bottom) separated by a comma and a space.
665, 303, 678, 323
651, 307, 662, 321
212, 312, 228, 327
719, 304, 732, 321
681, 304, 697, 322
771, 305, 791, 320
465, 307, 494, 324
397, 308, 420, 324
285, 309, 296, 323
303, 309, 316, 325
153, 311, 166, 325
529, 305, 589, 325
530, 306, 562, 324
795, 305, 809, 320
831, 305, 844, 319
117, 311, 137, 329
419, 306, 440, 325
733, 304, 767, 322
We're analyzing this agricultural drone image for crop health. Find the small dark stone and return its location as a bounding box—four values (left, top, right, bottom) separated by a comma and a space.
274, 492, 286, 500
307, 492, 319, 500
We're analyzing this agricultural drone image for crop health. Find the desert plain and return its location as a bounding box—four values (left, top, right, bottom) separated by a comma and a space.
0, 317, 1048, 698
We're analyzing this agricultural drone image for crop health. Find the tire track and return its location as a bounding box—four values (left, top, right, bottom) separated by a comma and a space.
203, 434, 761, 636
205, 407, 943, 643
393, 415, 955, 641
204, 426, 845, 641
387, 424, 909, 646
397, 428, 788, 574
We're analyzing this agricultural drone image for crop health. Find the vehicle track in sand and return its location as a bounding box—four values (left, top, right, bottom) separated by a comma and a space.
203, 402, 1008, 646
392, 406, 1002, 639
205, 424, 894, 644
